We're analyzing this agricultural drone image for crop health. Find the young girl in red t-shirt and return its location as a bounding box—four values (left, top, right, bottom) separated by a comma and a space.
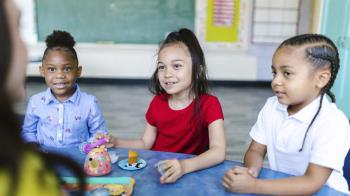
102, 28, 226, 183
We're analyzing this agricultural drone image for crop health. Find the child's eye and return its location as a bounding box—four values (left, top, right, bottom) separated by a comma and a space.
48, 67, 56, 72
64, 67, 72, 72
157, 65, 165, 71
283, 72, 291, 77
272, 71, 276, 77
173, 64, 182, 69
271, 71, 277, 78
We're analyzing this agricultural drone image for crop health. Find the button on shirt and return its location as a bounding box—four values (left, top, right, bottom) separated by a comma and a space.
250, 96, 350, 194
22, 85, 108, 147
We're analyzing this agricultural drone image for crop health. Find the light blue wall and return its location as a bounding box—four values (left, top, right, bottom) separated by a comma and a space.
321, 0, 350, 118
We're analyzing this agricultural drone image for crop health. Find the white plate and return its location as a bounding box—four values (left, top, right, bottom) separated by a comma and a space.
118, 158, 147, 170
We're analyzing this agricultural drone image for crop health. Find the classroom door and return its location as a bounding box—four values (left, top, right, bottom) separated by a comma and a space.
321, 0, 350, 118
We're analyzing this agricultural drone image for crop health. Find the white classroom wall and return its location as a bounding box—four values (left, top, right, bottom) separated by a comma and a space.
15, 0, 37, 44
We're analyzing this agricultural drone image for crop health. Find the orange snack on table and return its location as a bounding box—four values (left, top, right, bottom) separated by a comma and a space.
128, 150, 138, 165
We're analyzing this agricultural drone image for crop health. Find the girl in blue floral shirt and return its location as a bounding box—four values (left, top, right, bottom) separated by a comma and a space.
22, 30, 107, 147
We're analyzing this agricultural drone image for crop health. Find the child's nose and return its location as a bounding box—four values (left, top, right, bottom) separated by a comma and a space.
164, 68, 173, 77
56, 70, 66, 78
271, 75, 282, 86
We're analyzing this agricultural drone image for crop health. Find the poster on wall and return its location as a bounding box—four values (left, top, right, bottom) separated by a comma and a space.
206, 0, 240, 42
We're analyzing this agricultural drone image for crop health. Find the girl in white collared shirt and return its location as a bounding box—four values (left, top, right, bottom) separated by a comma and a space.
223, 34, 350, 195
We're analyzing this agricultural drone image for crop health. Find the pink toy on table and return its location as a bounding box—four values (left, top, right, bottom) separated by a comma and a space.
84, 147, 112, 176
79, 138, 108, 154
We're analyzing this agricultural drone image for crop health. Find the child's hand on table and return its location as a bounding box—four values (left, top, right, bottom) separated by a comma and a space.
94, 133, 117, 148
222, 166, 257, 193
159, 159, 185, 184
247, 167, 259, 178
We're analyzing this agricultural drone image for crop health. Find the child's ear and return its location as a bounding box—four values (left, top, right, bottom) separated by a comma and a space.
77, 65, 82, 77
316, 68, 331, 89
39, 65, 45, 77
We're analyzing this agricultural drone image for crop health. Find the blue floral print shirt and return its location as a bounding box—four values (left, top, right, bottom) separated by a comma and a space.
22, 85, 108, 147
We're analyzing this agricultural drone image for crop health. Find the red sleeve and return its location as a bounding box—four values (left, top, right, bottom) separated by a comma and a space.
202, 95, 224, 126
145, 96, 157, 126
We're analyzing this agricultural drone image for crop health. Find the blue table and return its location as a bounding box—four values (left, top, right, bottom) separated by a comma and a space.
44, 147, 347, 196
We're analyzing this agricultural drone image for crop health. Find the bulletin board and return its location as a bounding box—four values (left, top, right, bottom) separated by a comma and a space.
206, 0, 240, 42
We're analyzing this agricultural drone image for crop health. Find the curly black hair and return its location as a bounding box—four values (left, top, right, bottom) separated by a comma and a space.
43, 30, 79, 64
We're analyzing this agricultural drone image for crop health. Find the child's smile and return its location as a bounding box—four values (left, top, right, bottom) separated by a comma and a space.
273, 90, 286, 99
54, 82, 67, 89
163, 81, 178, 89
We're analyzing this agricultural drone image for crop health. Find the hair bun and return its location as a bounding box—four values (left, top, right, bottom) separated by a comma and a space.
45, 30, 76, 48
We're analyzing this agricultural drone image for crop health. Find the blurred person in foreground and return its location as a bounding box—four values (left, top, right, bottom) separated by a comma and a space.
0, 0, 85, 195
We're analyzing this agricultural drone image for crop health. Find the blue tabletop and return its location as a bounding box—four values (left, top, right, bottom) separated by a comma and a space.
44, 147, 347, 196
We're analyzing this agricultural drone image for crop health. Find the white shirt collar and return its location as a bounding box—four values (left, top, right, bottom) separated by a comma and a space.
276, 95, 330, 124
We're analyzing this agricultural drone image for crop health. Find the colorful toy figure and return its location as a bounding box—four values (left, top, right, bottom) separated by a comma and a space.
84, 146, 112, 176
